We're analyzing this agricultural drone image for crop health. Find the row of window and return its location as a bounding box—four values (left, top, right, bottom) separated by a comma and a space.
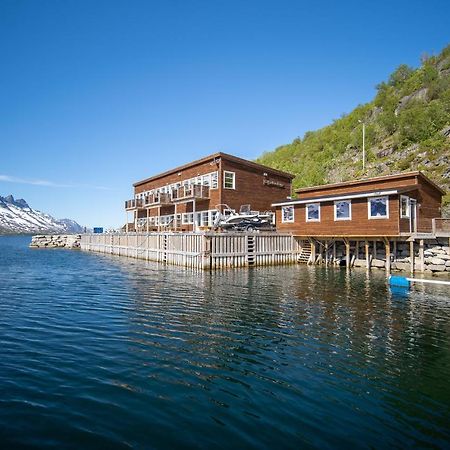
281, 196, 391, 223
135, 171, 236, 199
137, 210, 220, 227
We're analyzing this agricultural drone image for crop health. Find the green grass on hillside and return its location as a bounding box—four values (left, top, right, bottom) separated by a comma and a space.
256, 45, 450, 211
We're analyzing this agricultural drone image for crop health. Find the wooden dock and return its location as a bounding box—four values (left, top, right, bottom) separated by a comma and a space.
80, 232, 302, 270
80, 232, 450, 273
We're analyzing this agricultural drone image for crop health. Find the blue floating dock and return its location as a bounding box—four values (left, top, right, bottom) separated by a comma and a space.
389, 275, 450, 288
389, 276, 411, 287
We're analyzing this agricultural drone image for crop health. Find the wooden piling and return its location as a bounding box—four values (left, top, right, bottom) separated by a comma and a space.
409, 240, 415, 274
419, 239, 425, 272
344, 239, 350, 269
385, 239, 391, 273
365, 240, 370, 270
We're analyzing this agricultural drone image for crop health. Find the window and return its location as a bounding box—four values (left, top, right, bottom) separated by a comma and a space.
202, 174, 211, 186
400, 195, 410, 218
334, 200, 351, 221
282, 206, 294, 223
182, 213, 194, 224
223, 171, 235, 189
368, 196, 389, 219
211, 172, 218, 189
306, 203, 320, 222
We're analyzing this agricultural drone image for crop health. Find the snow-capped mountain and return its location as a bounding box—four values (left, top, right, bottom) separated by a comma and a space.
0, 195, 84, 234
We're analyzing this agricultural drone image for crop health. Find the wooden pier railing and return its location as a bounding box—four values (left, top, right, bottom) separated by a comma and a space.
80, 232, 301, 270
432, 218, 450, 237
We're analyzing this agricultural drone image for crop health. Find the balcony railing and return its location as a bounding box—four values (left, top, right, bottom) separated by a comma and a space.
432, 218, 450, 236
172, 184, 210, 201
125, 199, 143, 210
144, 192, 172, 207
136, 215, 182, 230
127, 185, 210, 210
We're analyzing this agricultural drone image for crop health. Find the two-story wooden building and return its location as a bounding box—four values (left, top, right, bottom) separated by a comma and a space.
273, 171, 445, 237
125, 152, 294, 231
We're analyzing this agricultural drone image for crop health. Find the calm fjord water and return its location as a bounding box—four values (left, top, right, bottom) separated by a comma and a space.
0, 236, 449, 449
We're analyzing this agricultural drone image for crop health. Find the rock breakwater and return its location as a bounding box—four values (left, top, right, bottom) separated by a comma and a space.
30, 234, 81, 249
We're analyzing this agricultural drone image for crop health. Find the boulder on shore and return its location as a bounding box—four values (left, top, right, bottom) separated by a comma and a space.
30, 234, 81, 249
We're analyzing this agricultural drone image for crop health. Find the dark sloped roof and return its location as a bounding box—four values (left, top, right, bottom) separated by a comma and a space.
295, 171, 445, 195
133, 152, 295, 187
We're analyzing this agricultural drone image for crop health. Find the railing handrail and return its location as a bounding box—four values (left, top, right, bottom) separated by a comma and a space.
129, 184, 211, 209
143, 192, 171, 205
125, 199, 143, 209
432, 217, 450, 233
175, 184, 209, 199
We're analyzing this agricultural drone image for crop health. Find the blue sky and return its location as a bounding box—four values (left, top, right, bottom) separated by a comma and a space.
1, 0, 449, 228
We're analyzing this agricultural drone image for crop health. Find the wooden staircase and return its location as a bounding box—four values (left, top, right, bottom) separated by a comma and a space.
297, 241, 312, 264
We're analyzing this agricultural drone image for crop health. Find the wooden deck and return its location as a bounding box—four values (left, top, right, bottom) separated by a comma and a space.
80, 232, 302, 270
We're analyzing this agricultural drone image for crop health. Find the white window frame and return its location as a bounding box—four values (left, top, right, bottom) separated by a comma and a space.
223, 171, 236, 190
400, 195, 410, 218
306, 203, 320, 222
202, 174, 211, 186
182, 213, 194, 225
334, 200, 352, 221
368, 196, 389, 219
211, 171, 218, 189
281, 205, 294, 223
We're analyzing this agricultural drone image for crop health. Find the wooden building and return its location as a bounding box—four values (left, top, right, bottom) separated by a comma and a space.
125, 152, 294, 231
273, 171, 445, 237
272, 172, 448, 271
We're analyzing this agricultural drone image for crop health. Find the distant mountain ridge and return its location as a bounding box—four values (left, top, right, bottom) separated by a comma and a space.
0, 195, 83, 234
256, 44, 450, 215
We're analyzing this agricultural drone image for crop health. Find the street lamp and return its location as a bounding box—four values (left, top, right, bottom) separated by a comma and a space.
358, 119, 366, 171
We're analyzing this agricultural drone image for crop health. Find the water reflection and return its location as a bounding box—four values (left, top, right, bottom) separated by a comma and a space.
0, 237, 449, 449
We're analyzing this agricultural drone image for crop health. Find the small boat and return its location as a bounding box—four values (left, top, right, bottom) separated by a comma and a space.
213, 204, 275, 231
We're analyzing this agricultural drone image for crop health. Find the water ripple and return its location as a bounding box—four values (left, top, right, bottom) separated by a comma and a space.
0, 236, 449, 449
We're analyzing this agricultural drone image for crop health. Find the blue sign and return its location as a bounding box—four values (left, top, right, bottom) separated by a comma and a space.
93, 227, 104, 234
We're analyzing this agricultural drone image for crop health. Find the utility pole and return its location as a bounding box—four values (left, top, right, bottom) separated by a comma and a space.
358, 120, 366, 170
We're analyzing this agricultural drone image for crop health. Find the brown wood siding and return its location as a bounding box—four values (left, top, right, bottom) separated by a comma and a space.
280, 173, 444, 236
295, 174, 422, 198
220, 159, 292, 213
416, 181, 442, 232
276, 195, 400, 236
296, 175, 419, 198
398, 184, 442, 233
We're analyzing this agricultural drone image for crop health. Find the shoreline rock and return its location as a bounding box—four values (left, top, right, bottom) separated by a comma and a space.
29, 234, 81, 249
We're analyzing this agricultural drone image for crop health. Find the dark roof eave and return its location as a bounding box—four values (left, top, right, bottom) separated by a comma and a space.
133, 152, 295, 187
295, 171, 446, 196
